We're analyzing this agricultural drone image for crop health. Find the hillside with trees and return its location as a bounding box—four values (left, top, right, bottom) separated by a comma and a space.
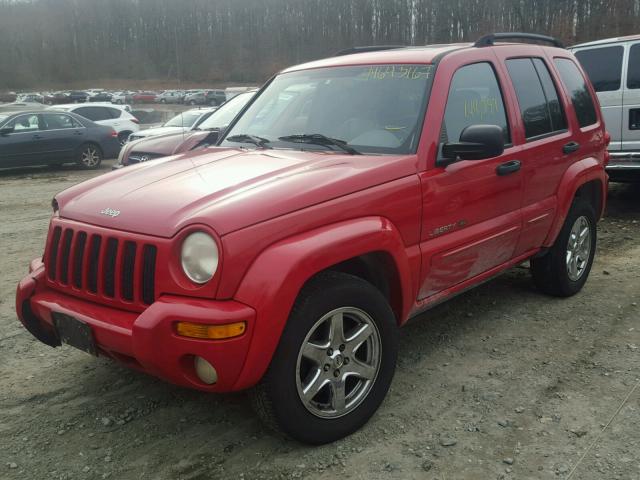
0, 0, 638, 89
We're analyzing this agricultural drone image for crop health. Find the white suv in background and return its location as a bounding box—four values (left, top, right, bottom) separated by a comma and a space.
571, 35, 640, 181
50, 104, 140, 145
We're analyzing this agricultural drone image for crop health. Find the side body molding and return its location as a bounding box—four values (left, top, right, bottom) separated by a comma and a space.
231, 216, 414, 390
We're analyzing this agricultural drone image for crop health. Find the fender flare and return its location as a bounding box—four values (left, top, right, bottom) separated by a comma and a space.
544, 157, 607, 247
231, 216, 413, 390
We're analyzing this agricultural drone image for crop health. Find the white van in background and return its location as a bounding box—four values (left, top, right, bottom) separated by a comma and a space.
570, 35, 640, 181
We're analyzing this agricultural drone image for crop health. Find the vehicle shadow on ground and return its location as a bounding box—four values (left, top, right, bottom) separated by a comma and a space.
606, 182, 640, 218
0, 160, 115, 179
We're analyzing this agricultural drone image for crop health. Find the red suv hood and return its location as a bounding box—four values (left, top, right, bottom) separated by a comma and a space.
56, 147, 415, 238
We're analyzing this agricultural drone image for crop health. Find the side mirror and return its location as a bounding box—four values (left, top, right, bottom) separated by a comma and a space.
0, 126, 14, 135
440, 124, 505, 165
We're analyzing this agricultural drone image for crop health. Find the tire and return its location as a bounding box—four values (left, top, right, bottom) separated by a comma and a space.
76, 143, 102, 169
117, 131, 131, 146
250, 271, 398, 444
160, 99, 166, 104
531, 198, 597, 297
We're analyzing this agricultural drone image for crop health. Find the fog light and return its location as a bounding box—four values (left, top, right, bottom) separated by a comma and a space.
176, 321, 246, 340
194, 356, 218, 384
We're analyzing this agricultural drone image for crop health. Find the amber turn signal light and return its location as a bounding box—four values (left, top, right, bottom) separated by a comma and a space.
175, 321, 246, 340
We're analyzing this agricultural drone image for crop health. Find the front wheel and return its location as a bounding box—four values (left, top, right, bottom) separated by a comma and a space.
250, 271, 398, 444
76, 143, 102, 169
531, 198, 597, 297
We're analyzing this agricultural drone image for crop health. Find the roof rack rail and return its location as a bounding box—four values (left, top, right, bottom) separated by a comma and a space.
334, 45, 406, 56
474, 33, 564, 49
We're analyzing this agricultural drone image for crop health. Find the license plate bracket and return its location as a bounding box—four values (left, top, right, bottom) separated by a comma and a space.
52, 312, 98, 356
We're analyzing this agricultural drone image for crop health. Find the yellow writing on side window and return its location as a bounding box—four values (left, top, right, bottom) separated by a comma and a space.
464, 97, 499, 120
364, 65, 433, 81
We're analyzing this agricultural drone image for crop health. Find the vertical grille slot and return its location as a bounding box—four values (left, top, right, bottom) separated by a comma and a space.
72, 232, 87, 288
47, 227, 62, 280
59, 229, 74, 284
103, 238, 119, 297
121, 242, 137, 301
87, 235, 102, 293
142, 245, 157, 305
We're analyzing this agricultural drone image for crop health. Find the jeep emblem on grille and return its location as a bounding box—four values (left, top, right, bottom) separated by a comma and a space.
100, 208, 121, 218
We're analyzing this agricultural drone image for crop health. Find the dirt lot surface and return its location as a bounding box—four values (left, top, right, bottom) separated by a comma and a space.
1, 161, 639, 480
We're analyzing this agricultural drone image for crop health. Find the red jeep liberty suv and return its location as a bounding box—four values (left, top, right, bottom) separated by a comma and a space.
16, 33, 608, 444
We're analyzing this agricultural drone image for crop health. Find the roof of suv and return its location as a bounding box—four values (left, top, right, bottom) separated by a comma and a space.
283, 44, 471, 73
283, 37, 567, 73
571, 34, 640, 49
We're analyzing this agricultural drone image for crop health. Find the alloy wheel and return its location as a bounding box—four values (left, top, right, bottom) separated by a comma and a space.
566, 215, 591, 281
295, 307, 381, 419
81, 147, 100, 167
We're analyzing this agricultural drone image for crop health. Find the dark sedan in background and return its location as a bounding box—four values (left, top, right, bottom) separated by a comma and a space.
114, 89, 256, 168
0, 110, 120, 169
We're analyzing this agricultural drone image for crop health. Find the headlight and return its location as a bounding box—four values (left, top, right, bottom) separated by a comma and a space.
181, 232, 219, 284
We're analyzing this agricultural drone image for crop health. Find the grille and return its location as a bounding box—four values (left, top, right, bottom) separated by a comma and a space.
47, 226, 157, 306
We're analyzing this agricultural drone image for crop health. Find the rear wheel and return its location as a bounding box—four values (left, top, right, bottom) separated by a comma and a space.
531, 198, 597, 297
250, 271, 398, 444
76, 143, 102, 169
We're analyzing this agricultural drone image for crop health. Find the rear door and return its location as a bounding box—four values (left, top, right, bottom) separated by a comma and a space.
41, 112, 87, 160
622, 42, 640, 152
496, 53, 575, 255
418, 58, 523, 299
573, 44, 625, 150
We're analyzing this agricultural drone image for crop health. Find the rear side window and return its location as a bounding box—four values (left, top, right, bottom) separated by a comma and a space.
554, 58, 598, 128
106, 107, 122, 119
443, 62, 510, 144
43, 113, 82, 129
507, 58, 567, 139
533, 58, 568, 132
574, 46, 624, 92
74, 106, 111, 122
628, 44, 640, 89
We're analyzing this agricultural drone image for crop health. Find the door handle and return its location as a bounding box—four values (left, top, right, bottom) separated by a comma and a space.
563, 141, 580, 154
74, 131, 83, 135
496, 160, 521, 176
32, 134, 43, 139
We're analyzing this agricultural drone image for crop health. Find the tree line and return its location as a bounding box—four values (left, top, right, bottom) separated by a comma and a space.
0, 0, 639, 90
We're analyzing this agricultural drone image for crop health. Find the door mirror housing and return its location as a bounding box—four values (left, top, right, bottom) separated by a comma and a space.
0, 126, 14, 135
440, 124, 505, 165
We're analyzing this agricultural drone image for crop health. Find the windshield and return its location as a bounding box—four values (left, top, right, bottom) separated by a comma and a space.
164, 111, 202, 128
221, 64, 433, 154
196, 92, 255, 130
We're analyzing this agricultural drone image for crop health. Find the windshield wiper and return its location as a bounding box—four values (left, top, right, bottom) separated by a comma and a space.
225, 134, 271, 148
278, 134, 360, 155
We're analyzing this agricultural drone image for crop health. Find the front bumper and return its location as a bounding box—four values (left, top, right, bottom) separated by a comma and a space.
16, 261, 256, 392
606, 152, 640, 182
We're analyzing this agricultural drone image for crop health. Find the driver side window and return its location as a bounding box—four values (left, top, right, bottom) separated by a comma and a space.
8, 114, 41, 132
442, 62, 510, 144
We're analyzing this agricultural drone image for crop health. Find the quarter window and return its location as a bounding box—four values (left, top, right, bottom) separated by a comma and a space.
554, 58, 598, 128
442, 62, 510, 144
506, 58, 567, 139
574, 46, 624, 92
628, 44, 640, 89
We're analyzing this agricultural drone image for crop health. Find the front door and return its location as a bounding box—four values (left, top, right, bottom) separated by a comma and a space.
418, 61, 523, 300
0, 113, 47, 167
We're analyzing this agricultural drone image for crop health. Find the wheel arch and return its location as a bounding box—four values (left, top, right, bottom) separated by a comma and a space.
231, 216, 414, 390
544, 158, 607, 247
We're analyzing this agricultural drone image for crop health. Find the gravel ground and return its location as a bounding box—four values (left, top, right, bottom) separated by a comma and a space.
0, 160, 639, 480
